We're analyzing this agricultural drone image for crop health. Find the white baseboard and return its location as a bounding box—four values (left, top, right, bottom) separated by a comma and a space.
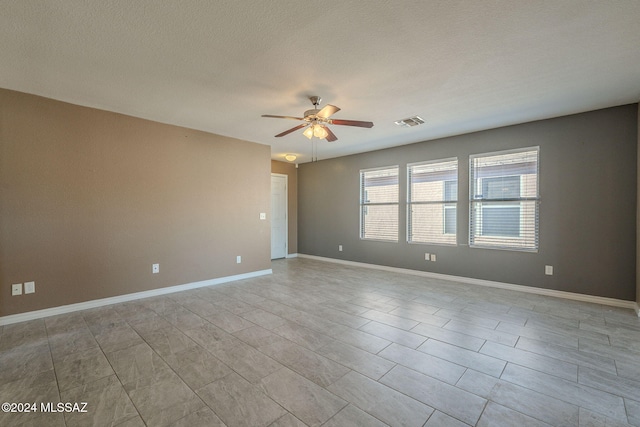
297, 254, 638, 311
0, 269, 272, 326
285, 253, 299, 258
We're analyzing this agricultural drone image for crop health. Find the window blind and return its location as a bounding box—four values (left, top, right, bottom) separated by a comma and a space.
360, 166, 399, 241
407, 159, 458, 244
469, 148, 539, 250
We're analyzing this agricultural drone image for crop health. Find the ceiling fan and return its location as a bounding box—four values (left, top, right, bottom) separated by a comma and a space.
262, 96, 374, 142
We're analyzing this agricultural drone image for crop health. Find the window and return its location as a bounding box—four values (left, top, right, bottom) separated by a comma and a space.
443, 180, 458, 235
360, 166, 399, 241
407, 158, 457, 244
469, 148, 539, 251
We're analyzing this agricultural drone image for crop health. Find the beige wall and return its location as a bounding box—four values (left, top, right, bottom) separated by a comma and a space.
1, 89, 271, 317
271, 160, 298, 254
637, 104, 640, 311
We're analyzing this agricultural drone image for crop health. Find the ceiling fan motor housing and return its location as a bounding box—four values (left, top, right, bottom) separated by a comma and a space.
304, 109, 322, 120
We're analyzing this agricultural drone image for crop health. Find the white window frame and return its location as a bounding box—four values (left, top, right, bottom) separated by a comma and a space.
469, 147, 539, 251
359, 165, 399, 242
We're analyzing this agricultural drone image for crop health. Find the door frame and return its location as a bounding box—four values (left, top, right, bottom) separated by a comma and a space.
271, 173, 288, 259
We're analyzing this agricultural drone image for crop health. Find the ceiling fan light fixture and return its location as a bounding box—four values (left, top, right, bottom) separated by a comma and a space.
313, 124, 329, 139
303, 126, 314, 139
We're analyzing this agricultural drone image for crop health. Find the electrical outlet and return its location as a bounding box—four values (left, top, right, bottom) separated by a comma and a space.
339, 245, 343, 252
12, 283, 22, 296
236, 256, 242, 264
545, 265, 553, 275
24, 281, 35, 294
425, 253, 430, 261
152, 263, 159, 274
430, 254, 437, 262
260, 213, 266, 220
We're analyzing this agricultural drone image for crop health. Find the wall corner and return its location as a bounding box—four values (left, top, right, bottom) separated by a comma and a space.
637, 103, 640, 309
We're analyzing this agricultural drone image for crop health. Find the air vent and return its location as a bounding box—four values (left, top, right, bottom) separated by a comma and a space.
394, 116, 425, 128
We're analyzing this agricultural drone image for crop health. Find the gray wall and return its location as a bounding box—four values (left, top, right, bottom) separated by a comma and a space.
299, 105, 638, 301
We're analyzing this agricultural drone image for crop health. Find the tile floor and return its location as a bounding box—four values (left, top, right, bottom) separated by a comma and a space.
1, 258, 639, 426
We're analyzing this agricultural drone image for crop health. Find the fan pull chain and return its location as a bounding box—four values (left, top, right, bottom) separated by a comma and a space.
312, 139, 317, 162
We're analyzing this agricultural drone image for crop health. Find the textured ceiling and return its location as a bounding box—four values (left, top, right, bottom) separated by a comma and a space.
2, 1, 640, 162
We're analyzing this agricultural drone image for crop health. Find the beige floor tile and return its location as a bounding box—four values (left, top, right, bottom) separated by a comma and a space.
61, 375, 139, 427
380, 365, 486, 425
54, 346, 114, 392
317, 340, 395, 380
127, 369, 203, 426
269, 413, 308, 427
106, 342, 171, 389
139, 326, 199, 358
322, 404, 388, 427
327, 371, 433, 427
3, 258, 640, 427
197, 371, 286, 427
477, 401, 552, 427
259, 340, 349, 387
171, 407, 226, 427
260, 368, 347, 426
163, 345, 232, 389
209, 338, 285, 384
272, 321, 334, 351
359, 321, 427, 349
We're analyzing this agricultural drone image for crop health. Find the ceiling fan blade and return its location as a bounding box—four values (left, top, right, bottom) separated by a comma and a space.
275, 123, 309, 137
329, 119, 374, 128
325, 126, 338, 142
328, 119, 373, 128
262, 115, 305, 121
316, 104, 340, 119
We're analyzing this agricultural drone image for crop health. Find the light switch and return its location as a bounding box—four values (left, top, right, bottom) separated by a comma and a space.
260, 213, 266, 220
25, 281, 35, 294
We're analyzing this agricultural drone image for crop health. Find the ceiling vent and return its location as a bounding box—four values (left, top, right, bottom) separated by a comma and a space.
394, 116, 425, 128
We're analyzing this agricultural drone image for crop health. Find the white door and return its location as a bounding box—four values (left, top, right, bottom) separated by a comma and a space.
271, 174, 287, 259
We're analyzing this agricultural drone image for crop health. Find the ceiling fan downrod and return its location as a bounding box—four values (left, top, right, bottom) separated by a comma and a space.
309, 96, 321, 107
